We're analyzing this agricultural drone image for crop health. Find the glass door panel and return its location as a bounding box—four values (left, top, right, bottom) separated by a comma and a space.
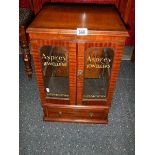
84, 47, 114, 99
39, 46, 69, 98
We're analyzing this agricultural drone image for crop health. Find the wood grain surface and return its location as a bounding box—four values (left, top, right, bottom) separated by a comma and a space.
28, 4, 128, 123
27, 4, 128, 36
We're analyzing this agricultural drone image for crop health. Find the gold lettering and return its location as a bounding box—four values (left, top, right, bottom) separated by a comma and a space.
106, 65, 110, 68
87, 56, 92, 63
85, 52, 112, 69
42, 54, 67, 67
46, 56, 50, 61
42, 53, 47, 59
86, 55, 111, 69
62, 62, 67, 66
103, 58, 111, 63
43, 61, 67, 67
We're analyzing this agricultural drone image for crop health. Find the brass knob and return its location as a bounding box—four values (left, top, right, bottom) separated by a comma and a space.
58, 111, 62, 117
89, 112, 94, 118
77, 70, 83, 79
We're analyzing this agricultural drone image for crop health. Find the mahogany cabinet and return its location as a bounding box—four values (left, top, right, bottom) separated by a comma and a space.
27, 4, 128, 124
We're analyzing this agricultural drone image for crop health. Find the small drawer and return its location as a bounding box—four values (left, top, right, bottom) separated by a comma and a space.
44, 106, 109, 124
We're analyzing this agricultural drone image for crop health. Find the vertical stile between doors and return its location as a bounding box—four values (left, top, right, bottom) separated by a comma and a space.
76, 43, 85, 105
68, 42, 77, 105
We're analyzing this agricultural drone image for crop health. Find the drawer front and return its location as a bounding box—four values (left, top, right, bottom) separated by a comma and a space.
44, 106, 109, 124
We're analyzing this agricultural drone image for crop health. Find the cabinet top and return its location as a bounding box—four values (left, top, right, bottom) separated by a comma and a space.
27, 4, 128, 36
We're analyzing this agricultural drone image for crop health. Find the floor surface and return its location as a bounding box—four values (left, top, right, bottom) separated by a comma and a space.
19, 56, 135, 155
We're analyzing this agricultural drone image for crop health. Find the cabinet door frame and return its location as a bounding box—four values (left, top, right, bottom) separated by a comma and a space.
31, 40, 77, 105
77, 42, 124, 106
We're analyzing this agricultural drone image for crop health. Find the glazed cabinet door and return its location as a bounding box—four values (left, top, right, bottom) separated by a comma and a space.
31, 40, 76, 105
77, 42, 115, 106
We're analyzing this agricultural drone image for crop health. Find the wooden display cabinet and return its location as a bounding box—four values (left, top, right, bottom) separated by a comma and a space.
27, 4, 128, 124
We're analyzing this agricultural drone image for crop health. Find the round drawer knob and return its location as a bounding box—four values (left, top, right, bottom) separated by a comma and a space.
58, 111, 62, 117
89, 112, 94, 118
77, 70, 83, 79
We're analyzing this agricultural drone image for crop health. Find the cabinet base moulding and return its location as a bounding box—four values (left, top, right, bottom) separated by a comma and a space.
44, 117, 108, 124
